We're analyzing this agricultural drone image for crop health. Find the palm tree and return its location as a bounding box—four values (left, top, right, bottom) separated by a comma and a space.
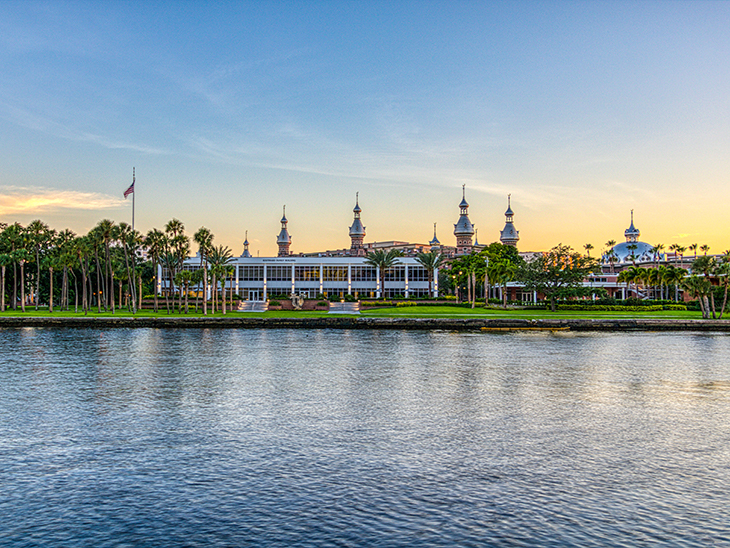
683, 275, 712, 319
414, 250, 444, 298
583, 243, 594, 257
145, 229, 167, 313
27, 219, 52, 310
175, 270, 193, 314
700, 244, 710, 256
489, 258, 517, 308
689, 243, 698, 259
715, 252, 730, 319
160, 251, 180, 314
118, 223, 138, 313
626, 243, 638, 265
207, 245, 234, 313
364, 249, 402, 299
651, 244, 665, 268
193, 227, 214, 315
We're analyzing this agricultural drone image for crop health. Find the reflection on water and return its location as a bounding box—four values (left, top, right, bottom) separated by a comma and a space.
1, 328, 729, 547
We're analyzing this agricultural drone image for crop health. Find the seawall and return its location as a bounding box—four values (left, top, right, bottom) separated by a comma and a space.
1, 316, 730, 331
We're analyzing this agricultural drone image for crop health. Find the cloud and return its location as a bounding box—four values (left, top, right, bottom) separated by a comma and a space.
0, 186, 125, 216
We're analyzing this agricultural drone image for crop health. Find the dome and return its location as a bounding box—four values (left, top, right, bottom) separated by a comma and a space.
608, 241, 655, 263
454, 215, 475, 236
349, 218, 366, 237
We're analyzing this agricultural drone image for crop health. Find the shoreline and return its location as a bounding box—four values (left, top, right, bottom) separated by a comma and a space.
1, 316, 729, 331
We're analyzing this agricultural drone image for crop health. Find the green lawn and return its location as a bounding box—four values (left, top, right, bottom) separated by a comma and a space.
0, 305, 705, 320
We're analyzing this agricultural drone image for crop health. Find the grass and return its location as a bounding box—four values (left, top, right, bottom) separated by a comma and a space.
0, 305, 707, 320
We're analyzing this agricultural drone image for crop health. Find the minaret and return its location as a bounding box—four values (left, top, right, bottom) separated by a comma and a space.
349, 192, 366, 256
242, 230, 252, 258
474, 229, 480, 247
277, 206, 292, 257
453, 185, 475, 255
624, 209, 640, 243
499, 194, 520, 247
429, 223, 441, 252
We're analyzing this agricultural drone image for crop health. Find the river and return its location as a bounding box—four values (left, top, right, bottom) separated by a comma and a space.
1, 328, 728, 547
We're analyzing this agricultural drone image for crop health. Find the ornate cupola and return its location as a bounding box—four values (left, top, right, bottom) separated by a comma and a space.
499, 194, 520, 247
453, 184, 475, 255
624, 209, 640, 243
242, 230, 252, 258
429, 223, 441, 251
277, 206, 292, 257
349, 192, 366, 256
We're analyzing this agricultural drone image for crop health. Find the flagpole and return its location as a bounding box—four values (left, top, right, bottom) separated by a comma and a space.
132, 167, 135, 232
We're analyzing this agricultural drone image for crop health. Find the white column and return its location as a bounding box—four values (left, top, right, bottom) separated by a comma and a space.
319, 264, 323, 296
347, 264, 352, 295
263, 264, 268, 301
434, 267, 439, 298
291, 264, 295, 296
404, 264, 409, 298
376, 266, 381, 298
235, 263, 239, 295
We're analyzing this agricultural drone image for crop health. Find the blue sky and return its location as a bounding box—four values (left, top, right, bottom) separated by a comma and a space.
1, 1, 729, 256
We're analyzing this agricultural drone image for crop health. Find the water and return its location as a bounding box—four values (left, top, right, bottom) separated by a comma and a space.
1, 328, 729, 547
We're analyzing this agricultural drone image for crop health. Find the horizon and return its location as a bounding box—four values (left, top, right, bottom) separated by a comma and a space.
1, 1, 729, 255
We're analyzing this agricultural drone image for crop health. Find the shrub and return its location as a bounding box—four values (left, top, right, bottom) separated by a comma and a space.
268, 301, 281, 307
344, 294, 357, 302
316, 301, 328, 307
395, 301, 417, 307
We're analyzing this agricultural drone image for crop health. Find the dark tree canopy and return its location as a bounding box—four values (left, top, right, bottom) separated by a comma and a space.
519, 244, 598, 311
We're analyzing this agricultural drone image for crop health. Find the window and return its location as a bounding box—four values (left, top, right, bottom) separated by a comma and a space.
323, 266, 347, 281
351, 266, 376, 281
295, 266, 320, 282
239, 266, 263, 281
266, 266, 291, 281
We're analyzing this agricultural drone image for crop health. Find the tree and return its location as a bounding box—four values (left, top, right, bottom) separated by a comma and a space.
364, 249, 402, 299
518, 244, 598, 311
414, 250, 444, 298
207, 245, 234, 313
715, 252, 730, 319
144, 229, 167, 313
193, 227, 214, 315
583, 243, 594, 257
27, 219, 52, 310
683, 275, 712, 319
689, 243, 698, 259
488, 258, 517, 307
700, 244, 710, 256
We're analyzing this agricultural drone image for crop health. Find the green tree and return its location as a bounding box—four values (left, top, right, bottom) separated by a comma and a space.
364, 249, 402, 299
144, 229, 167, 313
193, 227, 214, 315
518, 244, 597, 312
414, 250, 444, 298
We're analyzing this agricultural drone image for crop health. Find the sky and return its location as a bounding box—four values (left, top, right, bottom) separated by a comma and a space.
1, 0, 729, 257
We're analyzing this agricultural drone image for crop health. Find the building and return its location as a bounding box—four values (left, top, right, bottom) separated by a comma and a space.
159, 188, 521, 301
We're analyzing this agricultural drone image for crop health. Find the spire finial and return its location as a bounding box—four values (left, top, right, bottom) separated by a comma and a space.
508, 193, 511, 207
433, 222, 437, 236
462, 184, 465, 199
356, 191, 359, 205
631, 209, 634, 223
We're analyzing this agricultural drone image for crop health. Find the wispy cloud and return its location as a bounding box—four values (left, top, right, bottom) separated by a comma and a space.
0, 186, 124, 216
0, 102, 168, 155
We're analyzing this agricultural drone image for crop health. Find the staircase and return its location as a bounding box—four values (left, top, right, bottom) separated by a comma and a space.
237, 301, 268, 312
328, 302, 360, 314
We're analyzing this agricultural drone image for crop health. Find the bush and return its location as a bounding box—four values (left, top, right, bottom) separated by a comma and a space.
316, 301, 328, 307
328, 293, 341, 302
361, 300, 394, 307
344, 294, 357, 302
395, 301, 417, 307
268, 301, 281, 307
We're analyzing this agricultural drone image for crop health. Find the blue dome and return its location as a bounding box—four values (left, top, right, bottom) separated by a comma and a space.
607, 241, 655, 263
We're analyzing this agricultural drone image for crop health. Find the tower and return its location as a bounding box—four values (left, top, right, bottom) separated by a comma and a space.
349, 193, 366, 256
429, 223, 441, 252
277, 206, 292, 257
624, 210, 640, 243
242, 230, 252, 258
453, 185, 475, 255
499, 195, 520, 247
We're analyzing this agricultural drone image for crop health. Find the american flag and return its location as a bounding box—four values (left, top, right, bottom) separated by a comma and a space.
124, 171, 135, 198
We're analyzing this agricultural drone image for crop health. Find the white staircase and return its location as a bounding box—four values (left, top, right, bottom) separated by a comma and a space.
237, 301, 268, 312
328, 302, 360, 314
